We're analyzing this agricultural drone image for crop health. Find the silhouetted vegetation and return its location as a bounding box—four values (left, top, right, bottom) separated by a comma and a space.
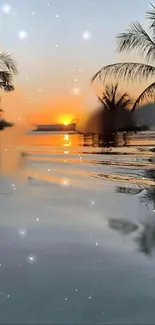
0, 119, 13, 130
0, 52, 17, 131
92, 3, 155, 112
0, 52, 17, 92
85, 84, 136, 146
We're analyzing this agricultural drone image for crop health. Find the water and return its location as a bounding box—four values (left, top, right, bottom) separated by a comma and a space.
0, 130, 155, 324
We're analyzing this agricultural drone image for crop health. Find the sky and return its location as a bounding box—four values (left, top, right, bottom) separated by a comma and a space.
0, 0, 151, 124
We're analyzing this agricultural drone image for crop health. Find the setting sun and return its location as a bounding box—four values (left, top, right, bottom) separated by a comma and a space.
58, 114, 74, 125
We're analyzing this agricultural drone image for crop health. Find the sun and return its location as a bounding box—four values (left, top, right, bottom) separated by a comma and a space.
58, 114, 74, 125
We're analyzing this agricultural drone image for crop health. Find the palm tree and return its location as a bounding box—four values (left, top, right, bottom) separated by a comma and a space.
99, 83, 135, 134
84, 83, 135, 146
0, 52, 17, 129
91, 3, 155, 112
101, 83, 132, 112
0, 51, 17, 92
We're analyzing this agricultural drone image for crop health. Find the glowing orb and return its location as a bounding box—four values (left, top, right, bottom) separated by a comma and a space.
82, 30, 92, 40
1, 4, 12, 14
71, 87, 81, 95
18, 228, 27, 238
18, 30, 28, 40
28, 255, 36, 264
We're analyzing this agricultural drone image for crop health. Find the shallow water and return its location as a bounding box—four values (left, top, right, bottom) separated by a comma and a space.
0, 131, 155, 324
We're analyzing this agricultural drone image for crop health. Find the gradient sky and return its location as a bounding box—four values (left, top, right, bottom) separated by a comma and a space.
0, 0, 151, 124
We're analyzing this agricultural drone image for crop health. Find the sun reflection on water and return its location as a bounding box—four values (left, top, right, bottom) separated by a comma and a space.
64, 134, 72, 147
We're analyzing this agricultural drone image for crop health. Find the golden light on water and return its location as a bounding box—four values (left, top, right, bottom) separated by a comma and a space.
64, 134, 69, 140
64, 134, 72, 147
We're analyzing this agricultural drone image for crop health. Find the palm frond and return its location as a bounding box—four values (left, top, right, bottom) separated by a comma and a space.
0, 71, 13, 84
0, 71, 14, 92
102, 94, 113, 110
131, 81, 155, 111
91, 62, 155, 84
146, 3, 155, 40
104, 84, 118, 103
3, 84, 14, 92
101, 84, 132, 111
102, 84, 119, 110
91, 68, 103, 84
116, 93, 133, 108
97, 95, 104, 106
0, 52, 18, 74
117, 21, 155, 62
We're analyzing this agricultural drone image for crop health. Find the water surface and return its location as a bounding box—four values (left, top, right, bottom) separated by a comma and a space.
0, 131, 155, 324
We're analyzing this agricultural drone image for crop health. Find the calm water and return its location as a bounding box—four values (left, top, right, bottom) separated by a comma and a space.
0, 130, 155, 324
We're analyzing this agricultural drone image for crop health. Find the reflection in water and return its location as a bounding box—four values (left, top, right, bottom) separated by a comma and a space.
1, 129, 155, 256
108, 216, 155, 256
135, 223, 155, 256
64, 134, 69, 141
23, 131, 155, 191
109, 166, 155, 256
141, 169, 155, 210
137, 169, 155, 256
0, 129, 155, 323
83, 133, 129, 148
116, 186, 143, 195
24, 130, 155, 148
109, 218, 138, 234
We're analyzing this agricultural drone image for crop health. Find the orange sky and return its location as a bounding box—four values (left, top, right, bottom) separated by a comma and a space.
26, 94, 91, 125
0, 0, 152, 127
1, 85, 96, 126
0, 51, 151, 127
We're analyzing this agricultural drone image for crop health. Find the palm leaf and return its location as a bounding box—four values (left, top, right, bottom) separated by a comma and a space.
97, 95, 104, 105
0, 71, 13, 83
102, 94, 113, 110
131, 81, 155, 111
146, 3, 155, 40
0, 71, 14, 91
104, 84, 118, 103
117, 21, 155, 62
102, 84, 119, 110
91, 62, 155, 83
116, 93, 133, 108
91, 68, 103, 84
0, 52, 18, 74
3, 84, 14, 92
101, 84, 132, 111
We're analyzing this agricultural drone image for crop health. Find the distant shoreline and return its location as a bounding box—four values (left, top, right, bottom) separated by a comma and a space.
33, 123, 77, 132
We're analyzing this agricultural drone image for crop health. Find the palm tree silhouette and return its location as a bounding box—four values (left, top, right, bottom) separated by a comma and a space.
0, 109, 13, 130
0, 52, 17, 130
100, 83, 132, 112
0, 52, 17, 92
92, 3, 155, 112
97, 83, 135, 135
85, 83, 135, 146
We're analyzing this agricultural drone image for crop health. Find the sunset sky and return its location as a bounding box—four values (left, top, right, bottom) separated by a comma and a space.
0, 0, 150, 125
